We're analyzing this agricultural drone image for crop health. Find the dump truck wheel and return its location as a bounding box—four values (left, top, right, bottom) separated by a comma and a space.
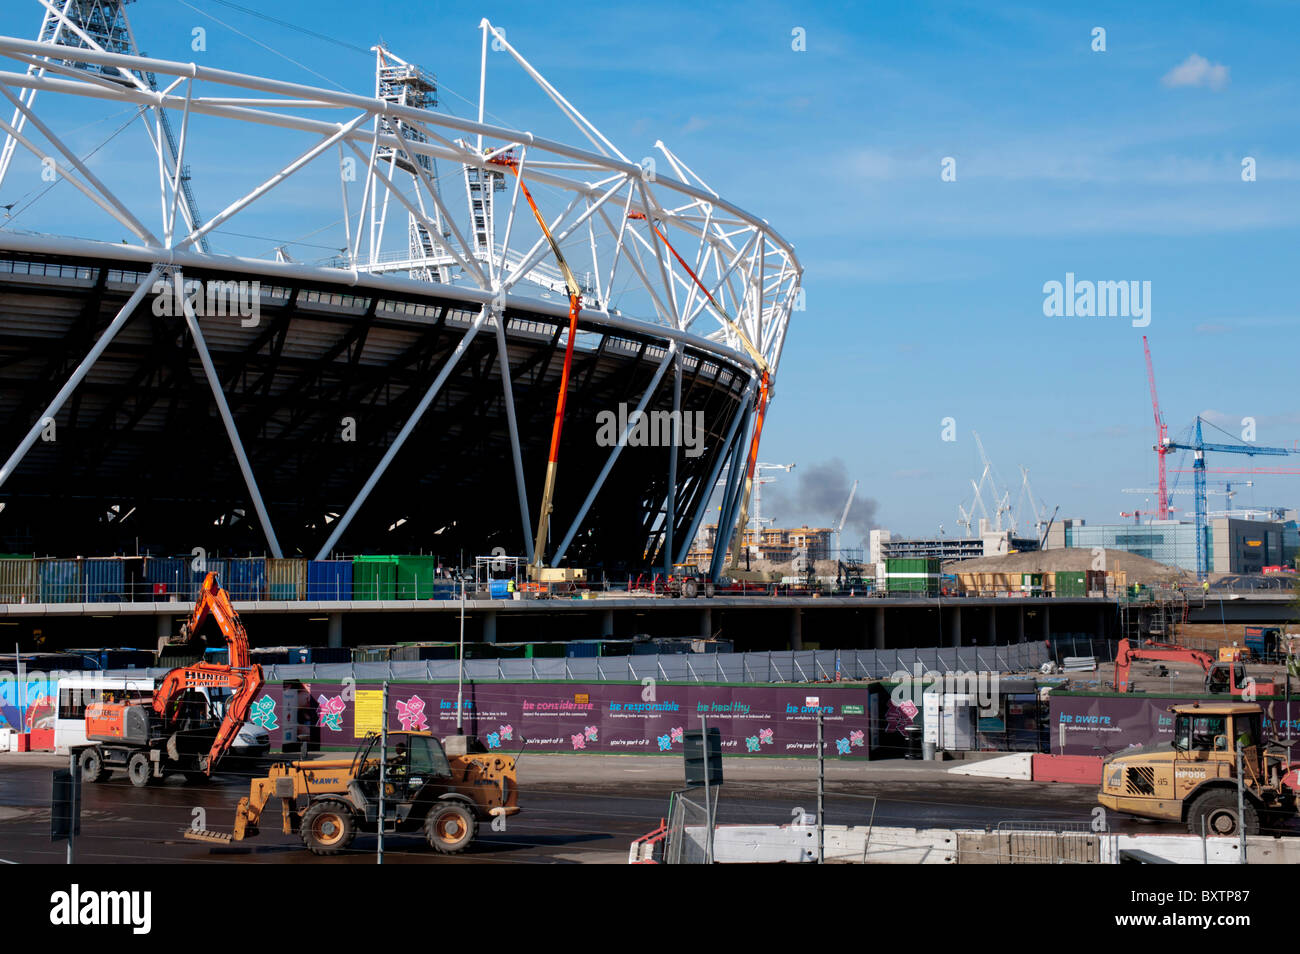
127, 752, 154, 788
301, 801, 356, 855
1187, 789, 1259, 837
426, 803, 477, 854
79, 747, 105, 783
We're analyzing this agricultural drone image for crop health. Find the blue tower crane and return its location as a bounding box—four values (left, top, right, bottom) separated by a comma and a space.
1164, 417, 1300, 579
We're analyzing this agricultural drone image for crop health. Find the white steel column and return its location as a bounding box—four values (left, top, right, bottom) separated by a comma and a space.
314, 306, 490, 559
675, 378, 756, 565
492, 308, 534, 562
664, 351, 682, 575
551, 342, 678, 564
175, 269, 283, 558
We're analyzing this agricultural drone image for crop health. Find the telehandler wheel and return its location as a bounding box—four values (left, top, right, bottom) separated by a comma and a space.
1187, 789, 1259, 837
426, 802, 477, 854
79, 747, 106, 783
301, 801, 357, 855
127, 752, 155, 788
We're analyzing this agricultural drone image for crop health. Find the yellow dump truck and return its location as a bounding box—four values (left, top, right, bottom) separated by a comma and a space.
188, 731, 518, 855
1098, 702, 1297, 836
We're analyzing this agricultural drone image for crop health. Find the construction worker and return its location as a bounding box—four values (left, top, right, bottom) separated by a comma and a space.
1203, 580, 1210, 595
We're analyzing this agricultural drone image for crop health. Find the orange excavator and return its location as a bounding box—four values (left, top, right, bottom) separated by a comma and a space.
1113, 637, 1278, 697
80, 571, 264, 787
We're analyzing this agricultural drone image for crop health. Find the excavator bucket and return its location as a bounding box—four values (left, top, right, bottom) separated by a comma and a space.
184, 828, 233, 845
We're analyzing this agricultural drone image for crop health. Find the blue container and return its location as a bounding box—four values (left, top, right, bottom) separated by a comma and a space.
307, 646, 352, 664
104, 649, 153, 669
143, 557, 194, 600
83, 558, 127, 603
489, 579, 511, 599
38, 559, 82, 603
307, 560, 353, 600
565, 641, 601, 658
218, 557, 266, 601
431, 581, 457, 600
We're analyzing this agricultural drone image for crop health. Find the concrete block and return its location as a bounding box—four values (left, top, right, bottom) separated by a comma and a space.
948, 753, 1032, 780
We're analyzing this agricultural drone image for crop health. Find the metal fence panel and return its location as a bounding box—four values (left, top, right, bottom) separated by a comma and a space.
118, 641, 1052, 685
664, 792, 709, 865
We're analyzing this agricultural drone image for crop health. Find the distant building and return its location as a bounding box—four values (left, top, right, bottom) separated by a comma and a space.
1051, 517, 1299, 575
687, 525, 834, 567
870, 523, 1037, 562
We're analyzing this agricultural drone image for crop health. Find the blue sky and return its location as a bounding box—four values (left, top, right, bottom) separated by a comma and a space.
1, 0, 1297, 545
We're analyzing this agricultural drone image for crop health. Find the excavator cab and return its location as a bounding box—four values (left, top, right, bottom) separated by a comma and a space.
1205, 661, 1253, 695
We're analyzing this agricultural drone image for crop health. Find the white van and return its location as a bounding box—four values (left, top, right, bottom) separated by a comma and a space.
54, 675, 269, 757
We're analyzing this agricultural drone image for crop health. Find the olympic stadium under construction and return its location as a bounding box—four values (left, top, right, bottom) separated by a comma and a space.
0, 3, 801, 577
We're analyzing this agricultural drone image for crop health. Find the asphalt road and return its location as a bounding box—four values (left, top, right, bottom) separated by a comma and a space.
0, 753, 1243, 864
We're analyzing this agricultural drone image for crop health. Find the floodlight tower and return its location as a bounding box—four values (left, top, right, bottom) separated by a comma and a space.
0, 0, 208, 250
372, 45, 448, 281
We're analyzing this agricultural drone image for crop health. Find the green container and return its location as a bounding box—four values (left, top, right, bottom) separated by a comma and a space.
885, 557, 940, 594
395, 555, 441, 600
352, 555, 398, 600
1054, 571, 1086, 597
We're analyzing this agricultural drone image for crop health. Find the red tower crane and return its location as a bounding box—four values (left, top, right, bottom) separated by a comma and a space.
1142, 335, 1172, 519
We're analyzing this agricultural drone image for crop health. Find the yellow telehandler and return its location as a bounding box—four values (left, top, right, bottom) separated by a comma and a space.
187, 731, 518, 855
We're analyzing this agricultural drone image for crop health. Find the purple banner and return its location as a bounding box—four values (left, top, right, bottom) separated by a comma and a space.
252, 681, 879, 758
1050, 693, 1300, 757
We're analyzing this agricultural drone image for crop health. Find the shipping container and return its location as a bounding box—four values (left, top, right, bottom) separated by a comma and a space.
1054, 571, 1087, 598
38, 559, 82, 603
307, 560, 352, 601
884, 557, 941, 595
352, 556, 398, 600
306, 646, 352, 664
249, 649, 292, 666
352, 644, 398, 662
143, 557, 195, 601
83, 557, 137, 603
395, 554, 441, 599
267, 557, 308, 601
67, 647, 154, 670
207, 557, 265, 601
0, 558, 38, 604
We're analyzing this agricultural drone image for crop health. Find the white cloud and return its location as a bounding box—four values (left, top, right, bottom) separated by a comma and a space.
1161, 54, 1230, 91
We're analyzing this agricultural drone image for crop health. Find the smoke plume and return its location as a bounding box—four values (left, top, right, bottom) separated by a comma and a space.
763, 458, 879, 544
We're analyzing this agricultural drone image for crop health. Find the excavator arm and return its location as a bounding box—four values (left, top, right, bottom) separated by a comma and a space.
1113, 638, 1214, 692
153, 572, 263, 774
